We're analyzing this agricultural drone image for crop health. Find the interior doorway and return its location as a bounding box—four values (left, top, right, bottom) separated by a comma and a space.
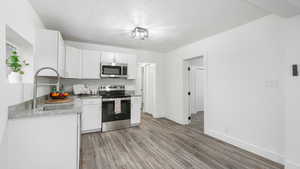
183, 57, 206, 132
136, 63, 157, 117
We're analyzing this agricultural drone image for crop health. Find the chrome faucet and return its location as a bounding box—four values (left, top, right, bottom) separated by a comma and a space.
33, 67, 60, 109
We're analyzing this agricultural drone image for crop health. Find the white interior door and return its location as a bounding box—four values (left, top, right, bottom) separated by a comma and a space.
136, 65, 143, 96
142, 64, 156, 116
190, 67, 204, 114
143, 65, 149, 114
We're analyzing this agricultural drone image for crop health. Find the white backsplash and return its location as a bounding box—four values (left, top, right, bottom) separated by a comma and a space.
60, 78, 136, 92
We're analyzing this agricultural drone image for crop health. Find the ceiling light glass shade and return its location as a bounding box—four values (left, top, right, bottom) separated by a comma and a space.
131, 27, 149, 40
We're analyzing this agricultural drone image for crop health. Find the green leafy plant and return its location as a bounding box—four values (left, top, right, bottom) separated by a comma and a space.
6, 51, 29, 75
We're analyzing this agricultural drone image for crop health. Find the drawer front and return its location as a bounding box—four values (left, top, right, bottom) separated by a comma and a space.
82, 98, 101, 105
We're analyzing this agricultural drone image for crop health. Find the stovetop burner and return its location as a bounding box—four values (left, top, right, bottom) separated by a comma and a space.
99, 90, 131, 99
100, 94, 131, 98
98, 85, 132, 98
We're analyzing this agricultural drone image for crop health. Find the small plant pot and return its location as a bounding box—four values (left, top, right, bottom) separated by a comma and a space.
8, 72, 22, 83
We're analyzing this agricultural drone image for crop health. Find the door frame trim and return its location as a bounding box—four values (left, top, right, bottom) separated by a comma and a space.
182, 54, 208, 130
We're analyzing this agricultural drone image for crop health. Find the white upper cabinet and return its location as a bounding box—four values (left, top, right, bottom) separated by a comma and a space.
126, 54, 137, 79
81, 50, 101, 79
58, 34, 65, 77
63, 48, 137, 79
115, 53, 128, 63
65, 46, 82, 79
101, 52, 132, 64
101, 52, 115, 63
35, 29, 65, 77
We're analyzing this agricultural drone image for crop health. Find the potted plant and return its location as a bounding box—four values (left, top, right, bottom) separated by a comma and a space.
6, 51, 29, 83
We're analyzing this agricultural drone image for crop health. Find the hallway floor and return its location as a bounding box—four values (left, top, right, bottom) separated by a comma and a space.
189, 111, 204, 132
80, 113, 283, 169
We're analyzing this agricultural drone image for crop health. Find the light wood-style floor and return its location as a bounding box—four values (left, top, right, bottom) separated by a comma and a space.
80, 113, 284, 169
189, 111, 204, 131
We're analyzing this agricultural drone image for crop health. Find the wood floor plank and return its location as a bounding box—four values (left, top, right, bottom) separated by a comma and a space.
80, 113, 284, 169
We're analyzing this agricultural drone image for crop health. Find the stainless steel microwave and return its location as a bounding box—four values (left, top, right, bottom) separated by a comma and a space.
100, 63, 128, 78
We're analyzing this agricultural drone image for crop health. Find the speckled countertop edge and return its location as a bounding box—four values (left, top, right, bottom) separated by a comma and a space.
8, 91, 142, 120
8, 96, 82, 120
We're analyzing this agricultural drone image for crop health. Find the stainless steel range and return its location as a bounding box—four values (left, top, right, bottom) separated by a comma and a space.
100, 85, 131, 132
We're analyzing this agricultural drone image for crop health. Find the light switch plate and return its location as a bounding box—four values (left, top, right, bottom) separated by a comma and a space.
292, 64, 298, 76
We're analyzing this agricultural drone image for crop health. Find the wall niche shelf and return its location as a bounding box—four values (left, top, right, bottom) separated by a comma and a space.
5, 25, 34, 84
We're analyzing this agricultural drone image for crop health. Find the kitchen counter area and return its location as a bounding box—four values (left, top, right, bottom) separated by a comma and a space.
8, 96, 82, 120
6, 96, 82, 169
8, 89, 142, 123
5, 89, 142, 169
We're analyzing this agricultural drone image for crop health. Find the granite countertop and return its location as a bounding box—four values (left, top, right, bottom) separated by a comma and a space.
8, 91, 142, 120
8, 96, 82, 120
125, 90, 142, 97
77, 94, 102, 99
77, 91, 142, 98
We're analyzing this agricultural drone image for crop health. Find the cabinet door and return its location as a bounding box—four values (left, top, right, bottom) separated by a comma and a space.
7, 114, 78, 169
131, 96, 142, 125
82, 50, 100, 79
58, 32, 65, 77
82, 104, 101, 132
35, 30, 59, 76
127, 55, 137, 79
101, 52, 115, 63
115, 53, 128, 63
65, 46, 82, 78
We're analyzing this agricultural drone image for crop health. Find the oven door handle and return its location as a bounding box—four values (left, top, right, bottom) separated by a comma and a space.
102, 98, 131, 102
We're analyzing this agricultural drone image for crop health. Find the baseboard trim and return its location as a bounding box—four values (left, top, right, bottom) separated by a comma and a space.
81, 128, 101, 134
153, 114, 165, 119
206, 130, 284, 164
165, 116, 187, 125
285, 161, 300, 169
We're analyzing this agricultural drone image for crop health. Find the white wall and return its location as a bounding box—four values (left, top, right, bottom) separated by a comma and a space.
0, 0, 45, 144
165, 15, 285, 163
282, 15, 300, 169
0, 130, 8, 169
187, 57, 204, 67
65, 41, 166, 117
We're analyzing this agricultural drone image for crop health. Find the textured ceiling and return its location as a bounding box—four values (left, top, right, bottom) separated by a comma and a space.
29, 0, 269, 52
246, 0, 300, 17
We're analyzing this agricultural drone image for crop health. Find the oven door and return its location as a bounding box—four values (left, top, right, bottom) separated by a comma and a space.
102, 97, 131, 131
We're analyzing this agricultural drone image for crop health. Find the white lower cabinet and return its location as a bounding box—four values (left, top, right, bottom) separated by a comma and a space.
131, 96, 142, 126
7, 114, 80, 169
81, 98, 102, 133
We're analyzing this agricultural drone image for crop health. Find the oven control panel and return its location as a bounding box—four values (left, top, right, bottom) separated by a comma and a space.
99, 85, 125, 91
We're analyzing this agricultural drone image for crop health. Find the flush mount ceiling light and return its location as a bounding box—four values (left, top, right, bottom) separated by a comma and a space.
131, 27, 149, 40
